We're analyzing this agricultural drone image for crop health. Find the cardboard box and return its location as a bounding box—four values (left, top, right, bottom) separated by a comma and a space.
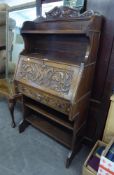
82, 95, 114, 175
82, 140, 107, 175
97, 138, 114, 175
103, 95, 114, 144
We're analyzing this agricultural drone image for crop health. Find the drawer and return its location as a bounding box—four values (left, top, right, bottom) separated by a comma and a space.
17, 83, 71, 115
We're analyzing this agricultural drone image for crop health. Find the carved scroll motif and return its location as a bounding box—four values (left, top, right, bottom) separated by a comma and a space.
17, 59, 73, 95
45, 6, 95, 19
18, 84, 70, 114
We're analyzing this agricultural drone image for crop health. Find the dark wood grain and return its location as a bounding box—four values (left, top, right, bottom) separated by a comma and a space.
86, 0, 114, 141
10, 7, 102, 167
87, 0, 114, 100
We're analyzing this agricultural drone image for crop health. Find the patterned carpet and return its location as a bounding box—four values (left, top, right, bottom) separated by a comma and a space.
0, 97, 90, 175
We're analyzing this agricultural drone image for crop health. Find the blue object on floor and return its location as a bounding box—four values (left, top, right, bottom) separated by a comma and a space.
106, 143, 114, 162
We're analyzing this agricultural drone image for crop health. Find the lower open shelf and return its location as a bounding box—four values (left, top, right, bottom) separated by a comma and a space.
25, 102, 73, 131
26, 115, 72, 148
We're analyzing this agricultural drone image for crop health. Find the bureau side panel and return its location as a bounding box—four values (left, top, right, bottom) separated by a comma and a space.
70, 63, 95, 121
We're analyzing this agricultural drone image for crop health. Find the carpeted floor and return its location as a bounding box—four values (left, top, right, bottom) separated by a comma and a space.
0, 97, 90, 175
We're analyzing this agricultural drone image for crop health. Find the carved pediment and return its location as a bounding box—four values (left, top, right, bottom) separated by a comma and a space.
45, 6, 80, 19
35, 6, 98, 22
45, 6, 95, 20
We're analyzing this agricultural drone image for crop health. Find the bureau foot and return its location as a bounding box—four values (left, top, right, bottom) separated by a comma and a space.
66, 151, 75, 168
66, 142, 82, 168
19, 120, 30, 133
8, 98, 16, 128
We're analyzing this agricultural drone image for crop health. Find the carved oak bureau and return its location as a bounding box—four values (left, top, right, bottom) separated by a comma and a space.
10, 6, 102, 167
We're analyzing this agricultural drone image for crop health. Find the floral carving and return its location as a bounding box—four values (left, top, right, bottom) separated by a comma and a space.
17, 58, 73, 95
45, 6, 95, 19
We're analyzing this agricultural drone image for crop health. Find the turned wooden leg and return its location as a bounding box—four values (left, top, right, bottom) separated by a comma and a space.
19, 120, 30, 133
8, 98, 16, 128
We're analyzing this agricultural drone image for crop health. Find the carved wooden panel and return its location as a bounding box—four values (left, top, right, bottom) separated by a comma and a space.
18, 59, 73, 94
45, 7, 94, 19
15, 55, 80, 101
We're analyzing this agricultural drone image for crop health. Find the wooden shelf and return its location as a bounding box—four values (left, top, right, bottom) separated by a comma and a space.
25, 102, 73, 131
21, 30, 85, 34
26, 115, 72, 148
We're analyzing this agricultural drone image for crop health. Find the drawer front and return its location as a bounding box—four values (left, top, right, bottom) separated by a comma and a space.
17, 83, 70, 115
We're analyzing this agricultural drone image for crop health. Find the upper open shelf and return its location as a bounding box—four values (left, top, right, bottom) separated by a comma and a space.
21, 7, 102, 36
21, 29, 86, 34
20, 7, 102, 65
